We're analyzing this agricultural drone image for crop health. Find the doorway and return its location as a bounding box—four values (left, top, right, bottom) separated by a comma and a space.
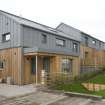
43, 57, 50, 73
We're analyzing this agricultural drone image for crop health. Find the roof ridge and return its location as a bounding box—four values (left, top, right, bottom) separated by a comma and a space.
0, 10, 55, 29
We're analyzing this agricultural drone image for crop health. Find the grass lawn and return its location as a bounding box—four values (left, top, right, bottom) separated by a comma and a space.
52, 73, 105, 98
85, 73, 105, 84
93, 90, 105, 98
53, 82, 91, 94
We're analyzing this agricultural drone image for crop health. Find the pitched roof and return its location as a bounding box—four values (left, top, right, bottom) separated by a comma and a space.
56, 23, 82, 41
56, 22, 105, 43
0, 10, 80, 42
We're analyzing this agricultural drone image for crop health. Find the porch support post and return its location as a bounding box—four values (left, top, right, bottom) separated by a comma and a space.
36, 55, 38, 85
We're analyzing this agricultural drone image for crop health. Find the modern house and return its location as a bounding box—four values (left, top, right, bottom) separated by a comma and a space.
0, 10, 80, 85
56, 23, 105, 73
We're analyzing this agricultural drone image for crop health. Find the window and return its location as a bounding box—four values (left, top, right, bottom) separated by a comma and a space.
0, 60, 4, 69
73, 43, 78, 52
99, 42, 101, 47
92, 40, 96, 45
85, 37, 88, 46
85, 52, 88, 59
61, 58, 72, 73
31, 57, 36, 74
42, 34, 47, 44
56, 38, 65, 47
2, 33, 10, 42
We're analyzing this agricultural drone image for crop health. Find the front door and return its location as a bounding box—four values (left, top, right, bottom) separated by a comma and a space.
43, 57, 50, 73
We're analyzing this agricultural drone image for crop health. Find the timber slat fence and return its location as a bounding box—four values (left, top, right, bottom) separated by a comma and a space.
41, 72, 73, 86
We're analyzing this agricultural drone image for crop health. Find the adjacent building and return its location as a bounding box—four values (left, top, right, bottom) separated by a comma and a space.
56, 23, 105, 73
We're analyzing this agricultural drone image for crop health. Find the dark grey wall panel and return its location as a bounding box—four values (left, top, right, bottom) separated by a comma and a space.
0, 13, 21, 49
23, 26, 80, 56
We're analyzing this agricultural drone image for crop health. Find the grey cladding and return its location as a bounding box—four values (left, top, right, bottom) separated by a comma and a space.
0, 12, 21, 49
56, 23, 105, 51
23, 26, 80, 56
0, 10, 104, 57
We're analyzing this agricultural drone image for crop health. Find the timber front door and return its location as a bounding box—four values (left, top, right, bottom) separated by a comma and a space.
43, 57, 50, 73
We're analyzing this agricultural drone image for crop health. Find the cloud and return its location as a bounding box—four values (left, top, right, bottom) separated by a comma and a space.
0, 0, 105, 41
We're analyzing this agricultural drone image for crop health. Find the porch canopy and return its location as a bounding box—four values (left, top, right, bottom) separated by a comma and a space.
24, 52, 55, 85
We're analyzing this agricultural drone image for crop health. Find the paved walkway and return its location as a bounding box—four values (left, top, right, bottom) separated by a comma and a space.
0, 91, 66, 105
0, 84, 36, 98
0, 84, 105, 105
49, 97, 105, 105
0, 91, 105, 105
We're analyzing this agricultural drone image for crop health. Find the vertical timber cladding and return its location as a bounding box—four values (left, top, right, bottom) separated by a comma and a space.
24, 56, 43, 84
0, 47, 23, 85
80, 45, 105, 68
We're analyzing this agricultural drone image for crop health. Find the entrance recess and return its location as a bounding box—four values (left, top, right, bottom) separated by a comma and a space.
43, 57, 50, 73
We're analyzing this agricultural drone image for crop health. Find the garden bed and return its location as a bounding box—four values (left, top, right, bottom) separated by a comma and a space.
82, 83, 105, 91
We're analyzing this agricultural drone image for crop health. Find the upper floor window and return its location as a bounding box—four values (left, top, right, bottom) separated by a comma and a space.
73, 43, 78, 52
99, 41, 101, 47
56, 38, 65, 47
42, 34, 47, 44
92, 39, 96, 45
85, 37, 88, 46
2, 33, 10, 42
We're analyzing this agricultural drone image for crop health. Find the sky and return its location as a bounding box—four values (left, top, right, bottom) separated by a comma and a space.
0, 0, 105, 41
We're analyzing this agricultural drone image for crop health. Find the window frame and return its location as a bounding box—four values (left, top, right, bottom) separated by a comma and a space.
99, 41, 101, 47
56, 38, 65, 47
84, 36, 88, 46
84, 51, 89, 59
2, 32, 11, 42
0, 60, 4, 69
73, 43, 78, 53
61, 58, 72, 73
41, 34, 47, 44
92, 39, 96, 45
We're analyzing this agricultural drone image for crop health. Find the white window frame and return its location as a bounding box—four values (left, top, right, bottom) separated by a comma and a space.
73, 43, 78, 52
92, 40, 96, 45
2, 33, 11, 42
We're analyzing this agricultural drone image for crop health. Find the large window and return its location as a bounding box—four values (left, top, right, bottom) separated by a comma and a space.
61, 58, 72, 73
31, 57, 36, 74
2, 33, 11, 42
73, 43, 78, 52
42, 34, 47, 44
56, 38, 65, 47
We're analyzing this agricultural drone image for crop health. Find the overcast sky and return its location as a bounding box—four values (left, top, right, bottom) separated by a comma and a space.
0, 0, 105, 41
